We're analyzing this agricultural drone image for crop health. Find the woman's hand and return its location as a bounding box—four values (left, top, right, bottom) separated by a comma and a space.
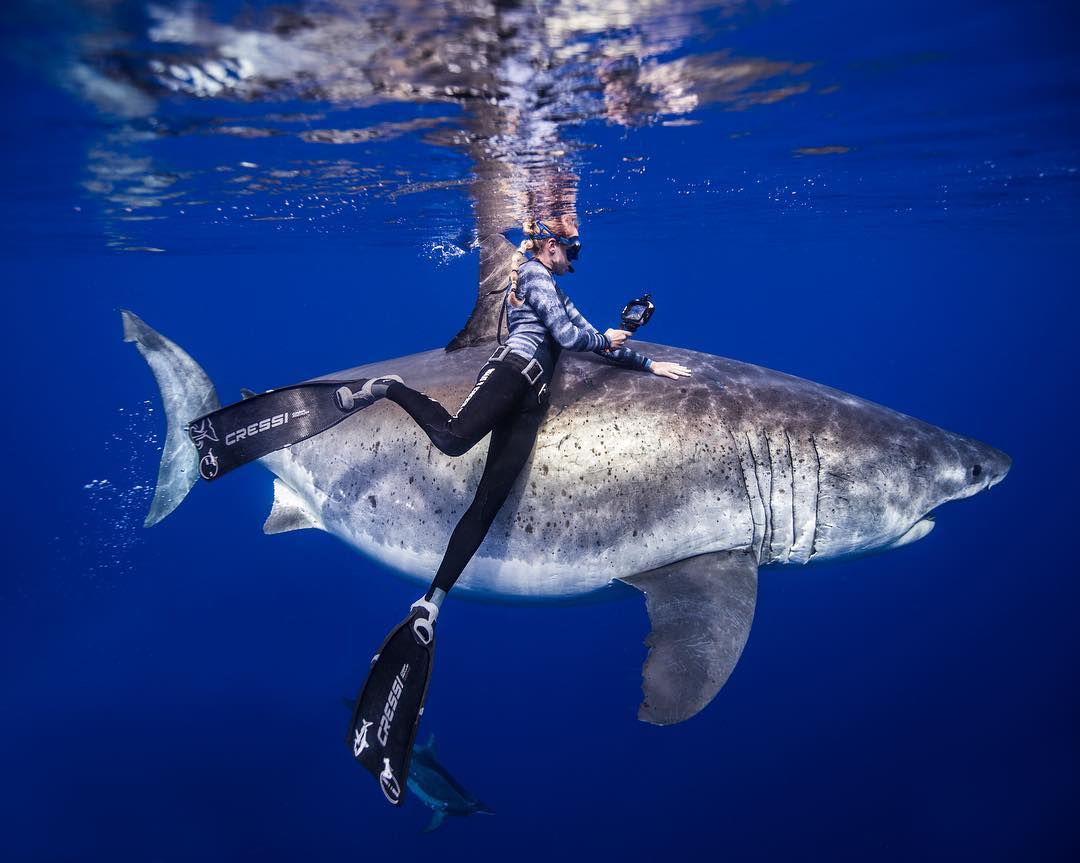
650, 361, 692, 380
604, 328, 632, 349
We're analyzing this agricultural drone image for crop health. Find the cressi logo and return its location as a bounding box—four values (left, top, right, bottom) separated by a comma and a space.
377, 662, 410, 747
226, 412, 291, 446
353, 719, 372, 758
189, 418, 219, 450
379, 758, 401, 804
199, 449, 219, 480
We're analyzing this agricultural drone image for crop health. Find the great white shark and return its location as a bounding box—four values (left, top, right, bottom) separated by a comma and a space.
122, 237, 1010, 725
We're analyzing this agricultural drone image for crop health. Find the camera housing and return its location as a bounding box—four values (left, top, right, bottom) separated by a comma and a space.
620, 294, 654, 332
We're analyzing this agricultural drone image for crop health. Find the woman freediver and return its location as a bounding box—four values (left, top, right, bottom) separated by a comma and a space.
337, 216, 693, 641
178, 213, 694, 802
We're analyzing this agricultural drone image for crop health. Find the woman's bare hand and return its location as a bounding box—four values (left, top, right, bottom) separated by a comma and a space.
650, 361, 692, 380
604, 328, 632, 349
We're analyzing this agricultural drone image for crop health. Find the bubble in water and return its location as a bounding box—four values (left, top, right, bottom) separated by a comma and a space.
421, 239, 470, 266
76, 400, 158, 585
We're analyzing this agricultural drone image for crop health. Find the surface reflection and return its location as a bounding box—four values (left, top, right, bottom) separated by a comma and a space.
50, 0, 814, 248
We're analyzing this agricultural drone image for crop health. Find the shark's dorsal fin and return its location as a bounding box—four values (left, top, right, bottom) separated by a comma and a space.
445, 233, 515, 352
617, 550, 758, 725
263, 478, 325, 535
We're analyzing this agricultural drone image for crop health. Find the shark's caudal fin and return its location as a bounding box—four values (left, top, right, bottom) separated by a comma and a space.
618, 550, 758, 725
444, 234, 516, 352
121, 310, 220, 526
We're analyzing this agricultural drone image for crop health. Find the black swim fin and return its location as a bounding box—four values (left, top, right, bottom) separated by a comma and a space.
186, 378, 371, 481
346, 609, 435, 806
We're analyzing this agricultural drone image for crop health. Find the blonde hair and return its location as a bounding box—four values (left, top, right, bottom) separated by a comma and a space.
508, 219, 539, 308
508, 215, 578, 307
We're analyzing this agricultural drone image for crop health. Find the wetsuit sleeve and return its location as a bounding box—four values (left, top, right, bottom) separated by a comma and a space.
592, 343, 654, 371
522, 268, 609, 352
560, 290, 653, 371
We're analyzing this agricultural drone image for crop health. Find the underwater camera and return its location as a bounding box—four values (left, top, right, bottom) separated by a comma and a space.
620, 294, 655, 332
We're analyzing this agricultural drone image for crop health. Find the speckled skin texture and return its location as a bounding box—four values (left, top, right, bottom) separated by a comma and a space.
261, 340, 1010, 602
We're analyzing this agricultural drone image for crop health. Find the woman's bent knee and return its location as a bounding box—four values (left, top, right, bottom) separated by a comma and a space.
435, 434, 476, 458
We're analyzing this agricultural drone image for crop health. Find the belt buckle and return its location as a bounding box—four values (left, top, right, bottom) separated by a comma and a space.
490, 344, 510, 363
521, 358, 543, 386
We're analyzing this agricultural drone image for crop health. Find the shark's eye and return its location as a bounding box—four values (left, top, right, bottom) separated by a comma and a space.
972, 464, 983, 478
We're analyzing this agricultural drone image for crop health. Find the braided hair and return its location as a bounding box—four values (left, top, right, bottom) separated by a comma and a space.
508, 218, 541, 309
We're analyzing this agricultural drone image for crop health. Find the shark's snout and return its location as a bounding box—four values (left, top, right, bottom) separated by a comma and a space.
946, 438, 1012, 502
984, 446, 1012, 489
971, 442, 1012, 491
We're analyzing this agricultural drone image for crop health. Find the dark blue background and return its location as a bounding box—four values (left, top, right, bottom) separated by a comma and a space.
2, 0, 1078, 859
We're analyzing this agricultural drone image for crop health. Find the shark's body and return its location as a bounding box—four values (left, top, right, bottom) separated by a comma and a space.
407, 734, 492, 832
252, 339, 1006, 601
123, 274, 1009, 724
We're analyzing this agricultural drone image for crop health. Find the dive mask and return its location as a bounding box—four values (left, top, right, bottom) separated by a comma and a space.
531, 221, 581, 270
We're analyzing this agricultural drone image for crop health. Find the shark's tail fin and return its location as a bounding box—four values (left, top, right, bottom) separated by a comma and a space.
121, 310, 220, 526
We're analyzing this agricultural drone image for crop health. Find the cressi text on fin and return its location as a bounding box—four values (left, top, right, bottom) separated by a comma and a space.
346, 612, 435, 807
189, 377, 371, 482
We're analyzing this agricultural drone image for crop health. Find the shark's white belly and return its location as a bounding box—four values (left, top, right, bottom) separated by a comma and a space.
263, 398, 755, 601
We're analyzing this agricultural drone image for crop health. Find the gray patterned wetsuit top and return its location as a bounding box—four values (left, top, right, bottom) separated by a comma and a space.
503, 258, 653, 373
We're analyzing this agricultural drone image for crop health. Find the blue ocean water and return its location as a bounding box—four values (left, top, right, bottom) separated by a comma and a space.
2, 0, 1078, 859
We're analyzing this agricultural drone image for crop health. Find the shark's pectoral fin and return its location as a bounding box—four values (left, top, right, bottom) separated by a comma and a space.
424, 810, 447, 832
263, 479, 325, 535
617, 549, 758, 726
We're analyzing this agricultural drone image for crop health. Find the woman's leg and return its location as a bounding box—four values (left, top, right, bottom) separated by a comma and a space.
384, 364, 523, 457
424, 405, 545, 600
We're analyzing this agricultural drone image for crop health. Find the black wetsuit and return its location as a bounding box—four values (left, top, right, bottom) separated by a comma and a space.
385, 259, 652, 600
385, 350, 549, 598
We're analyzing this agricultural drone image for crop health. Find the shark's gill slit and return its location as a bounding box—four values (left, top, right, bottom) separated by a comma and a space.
809, 433, 822, 561
784, 429, 797, 563
762, 429, 776, 560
